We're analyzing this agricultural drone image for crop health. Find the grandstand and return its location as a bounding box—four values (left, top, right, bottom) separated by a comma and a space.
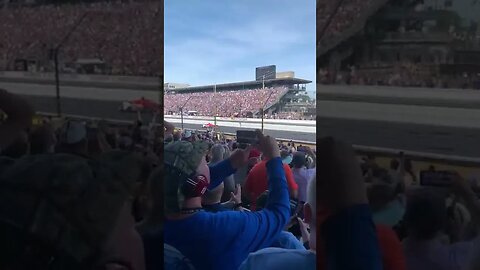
318, 0, 480, 89
164, 68, 314, 120
0, 0, 162, 77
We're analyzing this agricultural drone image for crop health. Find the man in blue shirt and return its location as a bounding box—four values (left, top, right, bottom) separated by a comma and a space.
239, 137, 383, 270
159, 131, 290, 270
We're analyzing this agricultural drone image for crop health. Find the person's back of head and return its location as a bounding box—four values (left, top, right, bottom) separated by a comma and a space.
210, 144, 225, 164
390, 159, 400, 171
163, 140, 210, 215
404, 188, 446, 241
291, 152, 307, 169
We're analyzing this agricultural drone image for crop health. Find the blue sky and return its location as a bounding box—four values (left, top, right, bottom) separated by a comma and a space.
165, 0, 316, 96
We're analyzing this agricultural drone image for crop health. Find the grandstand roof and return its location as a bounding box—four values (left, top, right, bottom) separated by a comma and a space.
169, 77, 311, 93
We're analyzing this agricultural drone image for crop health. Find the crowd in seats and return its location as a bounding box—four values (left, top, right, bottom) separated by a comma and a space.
319, 64, 480, 90
164, 87, 288, 117
317, 0, 377, 51
361, 154, 480, 270
0, 0, 161, 76
3, 89, 480, 270
265, 111, 310, 120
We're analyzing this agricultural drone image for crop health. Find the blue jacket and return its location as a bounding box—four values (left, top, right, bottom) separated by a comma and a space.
163, 157, 290, 270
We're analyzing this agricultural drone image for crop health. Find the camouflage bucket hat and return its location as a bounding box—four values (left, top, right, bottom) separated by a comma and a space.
164, 141, 209, 214
0, 153, 137, 268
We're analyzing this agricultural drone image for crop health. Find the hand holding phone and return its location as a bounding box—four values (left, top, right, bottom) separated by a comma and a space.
236, 130, 258, 145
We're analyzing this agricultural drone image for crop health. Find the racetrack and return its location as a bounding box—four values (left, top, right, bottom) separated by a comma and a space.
5, 81, 480, 158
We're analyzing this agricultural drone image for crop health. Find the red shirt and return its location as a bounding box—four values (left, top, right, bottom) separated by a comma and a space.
245, 160, 298, 210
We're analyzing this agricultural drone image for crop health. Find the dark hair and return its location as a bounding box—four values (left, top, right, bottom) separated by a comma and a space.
291, 152, 307, 168
404, 189, 446, 240
390, 159, 400, 170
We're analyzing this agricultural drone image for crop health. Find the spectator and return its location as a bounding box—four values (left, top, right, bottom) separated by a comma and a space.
239, 174, 315, 269
158, 131, 290, 270
291, 149, 316, 203
245, 152, 298, 210
241, 137, 384, 269
402, 179, 480, 270
255, 190, 308, 251
202, 183, 243, 213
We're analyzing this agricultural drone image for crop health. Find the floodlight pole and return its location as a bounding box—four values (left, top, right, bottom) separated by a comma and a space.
54, 12, 88, 117
180, 96, 192, 129
261, 91, 275, 133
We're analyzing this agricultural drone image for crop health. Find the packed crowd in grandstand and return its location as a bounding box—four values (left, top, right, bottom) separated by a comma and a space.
164, 87, 289, 118
317, 0, 381, 52
318, 0, 480, 90
0, 0, 161, 76
319, 64, 480, 89
2, 89, 480, 270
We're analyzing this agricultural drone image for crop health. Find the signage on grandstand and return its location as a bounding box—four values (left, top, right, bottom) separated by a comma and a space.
256, 65, 276, 81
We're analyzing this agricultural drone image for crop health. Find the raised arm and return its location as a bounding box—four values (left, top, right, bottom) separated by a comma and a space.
214, 132, 290, 261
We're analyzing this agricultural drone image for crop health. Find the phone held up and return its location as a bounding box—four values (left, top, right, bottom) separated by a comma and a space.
236, 130, 258, 145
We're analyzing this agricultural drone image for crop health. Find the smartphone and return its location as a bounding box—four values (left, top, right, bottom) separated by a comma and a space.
420, 170, 456, 187
236, 130, 257, 144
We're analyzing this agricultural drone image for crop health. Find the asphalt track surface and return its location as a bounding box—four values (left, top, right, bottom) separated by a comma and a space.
22, 94, 480, 158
